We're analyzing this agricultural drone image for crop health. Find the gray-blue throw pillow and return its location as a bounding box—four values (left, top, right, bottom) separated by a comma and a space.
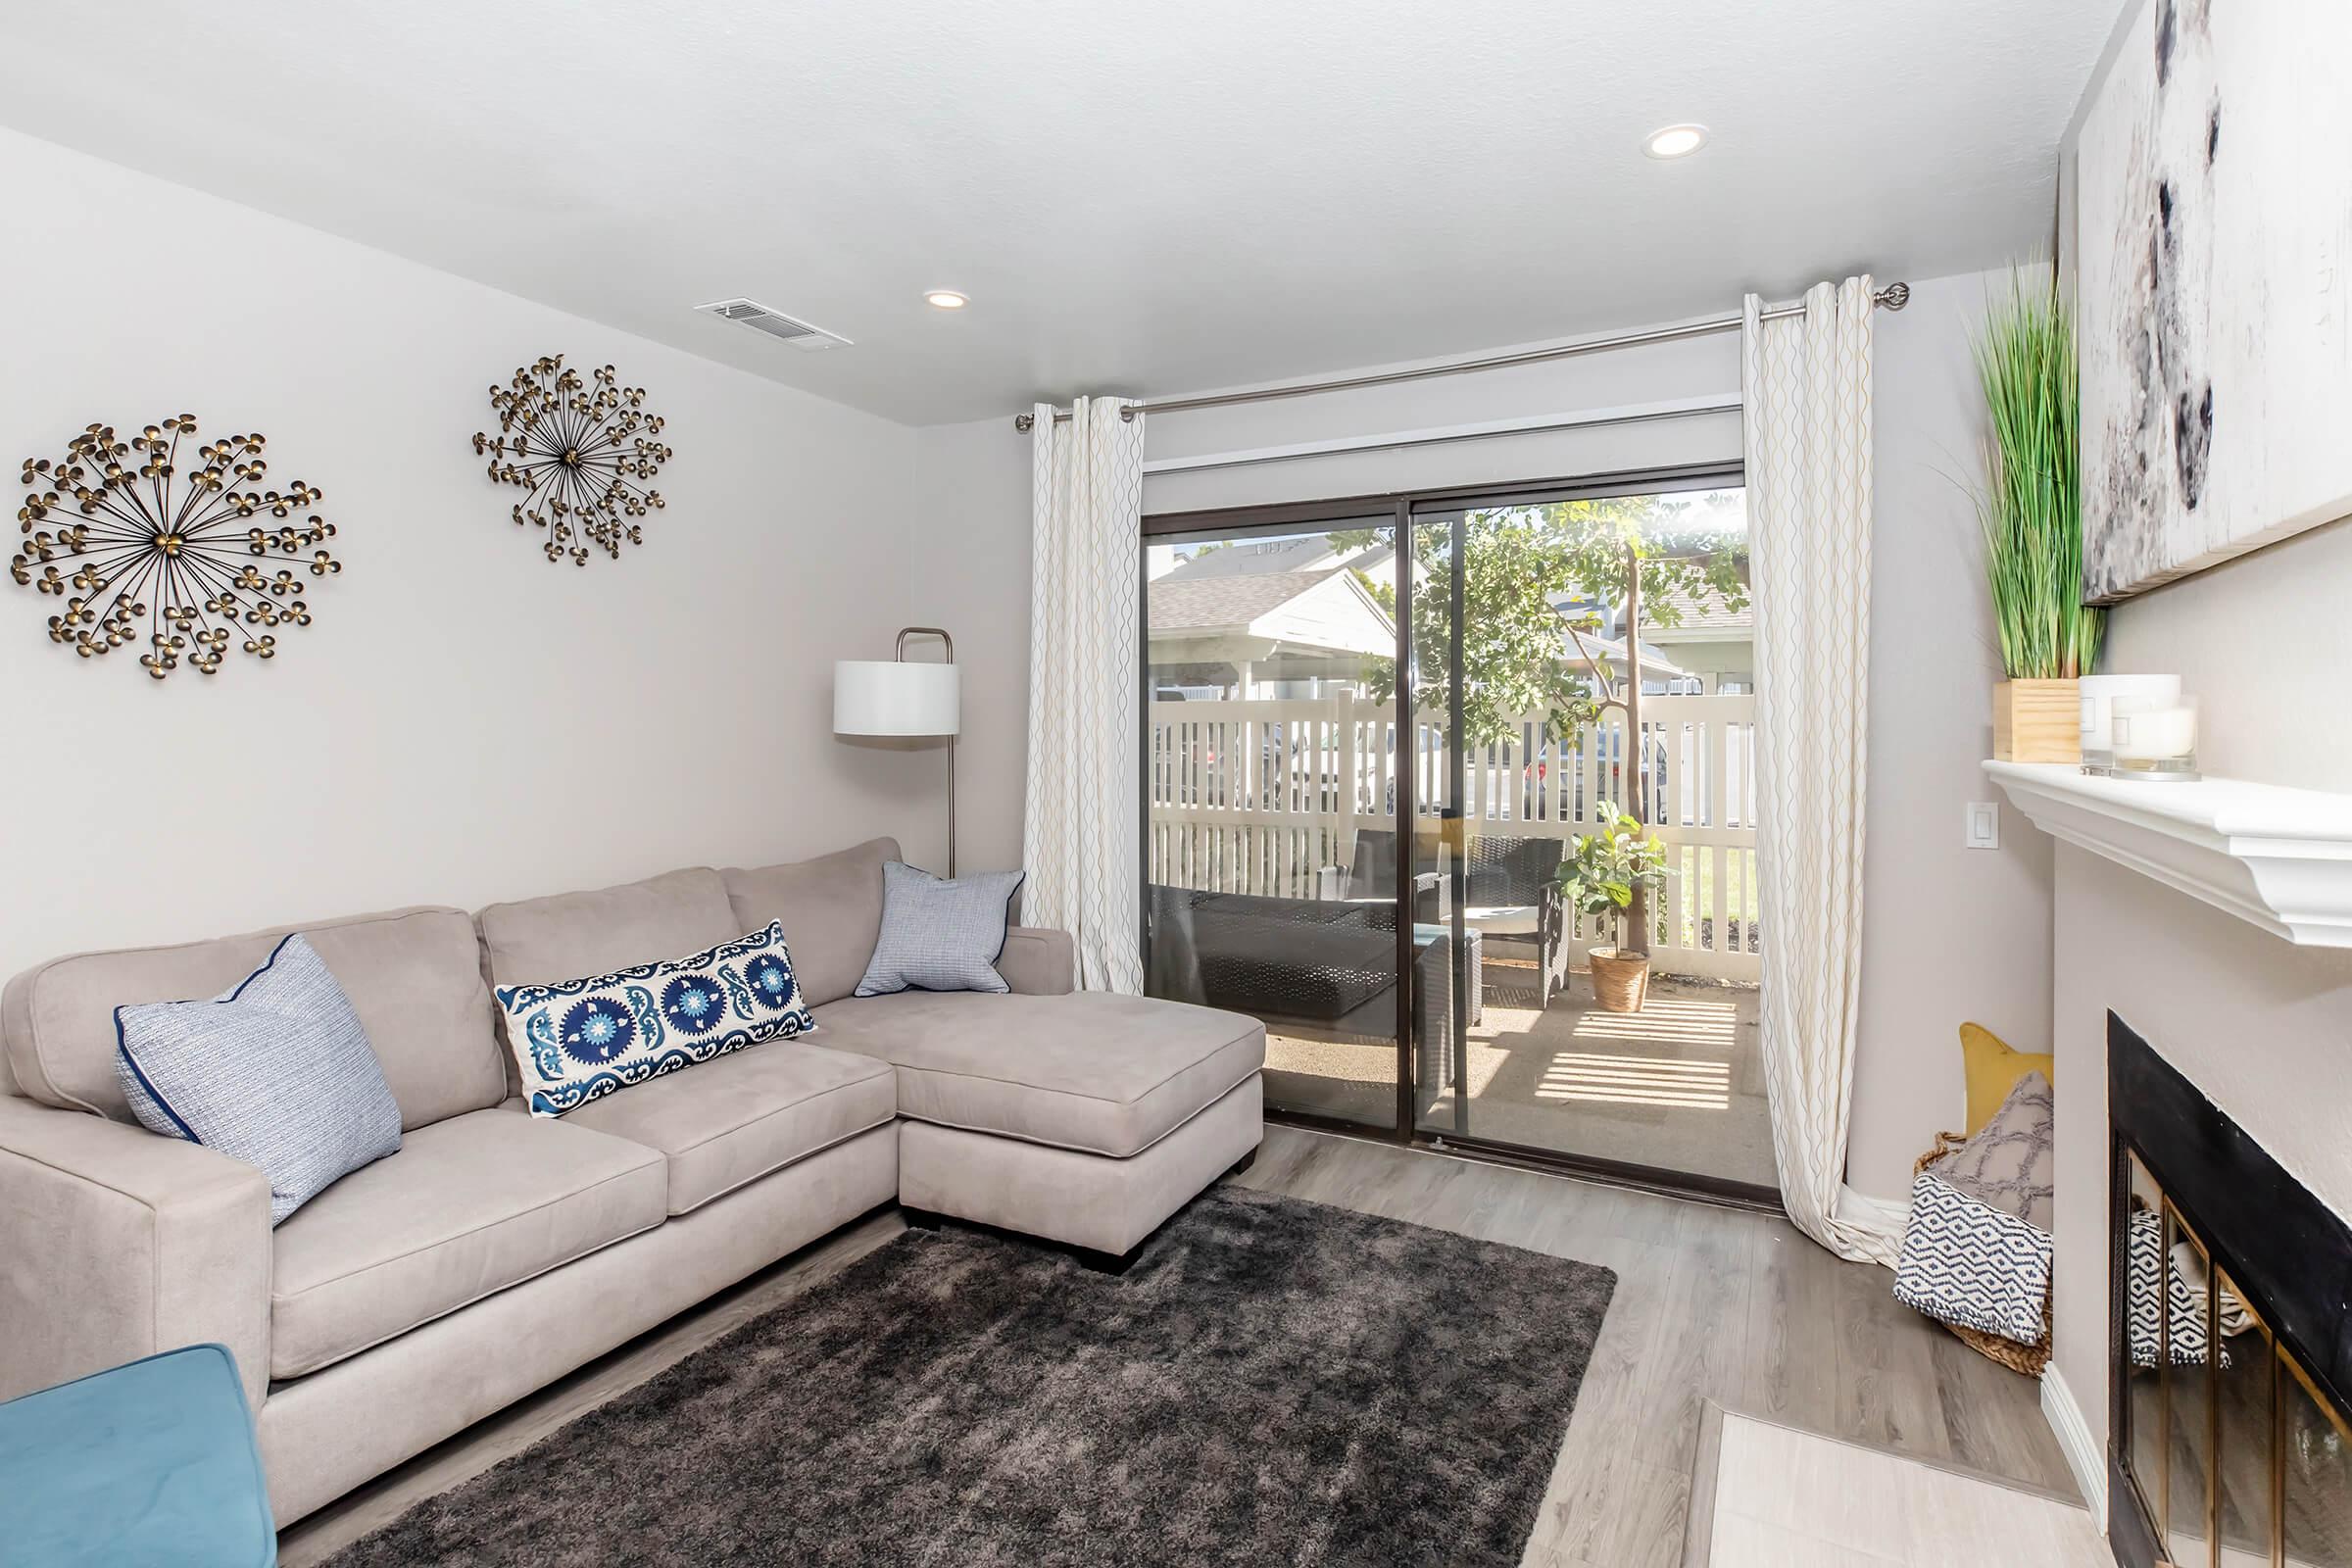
854, 862, 1026, 996
114, 933, 403, 1225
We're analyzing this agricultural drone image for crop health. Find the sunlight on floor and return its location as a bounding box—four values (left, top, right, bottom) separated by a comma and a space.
1568, 997, 1740, 1048
1571, 1005, 1740, 1044
1535, 1051, 1732, 1109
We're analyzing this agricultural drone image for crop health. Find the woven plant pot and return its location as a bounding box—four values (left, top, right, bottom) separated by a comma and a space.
1912, 1131, 2053, 1376
1587, 948, 1650, 1013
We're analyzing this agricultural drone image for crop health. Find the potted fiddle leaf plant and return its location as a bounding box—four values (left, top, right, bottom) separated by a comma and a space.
1979, 266, 2103, 762
1556, 802, 1670, 1013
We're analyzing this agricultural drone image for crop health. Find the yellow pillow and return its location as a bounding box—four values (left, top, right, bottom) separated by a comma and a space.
1961, 1021, 2054, 1136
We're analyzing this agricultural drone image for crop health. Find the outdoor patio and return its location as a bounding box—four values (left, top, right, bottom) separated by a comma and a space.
1260, 969, 1774, 1190
1146, 683, 1775, 1190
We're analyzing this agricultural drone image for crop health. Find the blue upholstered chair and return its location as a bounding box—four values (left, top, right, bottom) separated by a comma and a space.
0, 1344, 275, 1567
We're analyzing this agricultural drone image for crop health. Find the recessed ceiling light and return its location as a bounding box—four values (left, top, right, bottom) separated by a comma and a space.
1642, 123, 1709, 160
924, 290, 969, 310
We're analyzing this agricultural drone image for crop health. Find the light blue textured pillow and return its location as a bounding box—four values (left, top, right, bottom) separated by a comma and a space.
855, 862, 1026, 996
114, 933, 403, 1226
496, 920, 817, 1118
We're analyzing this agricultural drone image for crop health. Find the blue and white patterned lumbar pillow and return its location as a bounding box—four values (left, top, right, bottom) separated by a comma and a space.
115, 933, 404, 1226
497, 920, 816, 1117
854, 861, 1026, 997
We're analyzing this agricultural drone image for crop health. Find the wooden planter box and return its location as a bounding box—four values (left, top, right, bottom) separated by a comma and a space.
1992, 679, 2081, 764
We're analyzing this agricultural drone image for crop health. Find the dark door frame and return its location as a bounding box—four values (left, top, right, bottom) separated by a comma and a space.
1139, 463, 1778, 1211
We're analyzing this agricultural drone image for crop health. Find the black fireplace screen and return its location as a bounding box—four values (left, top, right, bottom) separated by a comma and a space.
2109, 1014, 2352, 1568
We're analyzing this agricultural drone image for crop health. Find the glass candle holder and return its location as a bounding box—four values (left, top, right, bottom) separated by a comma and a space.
2079, 674, 2182, 776
2110, 693, 2199, 782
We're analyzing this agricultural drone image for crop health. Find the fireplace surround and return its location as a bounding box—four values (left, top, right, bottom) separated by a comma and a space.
2107, 1013, 2352, 1568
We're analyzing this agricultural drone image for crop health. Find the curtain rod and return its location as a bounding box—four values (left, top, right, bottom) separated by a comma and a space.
1011, 281, 1909, 431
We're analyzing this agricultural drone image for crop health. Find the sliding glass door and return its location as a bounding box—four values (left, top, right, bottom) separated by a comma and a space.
1142, 517, 1407, 1130
1142, 473, 1776, 1199
1403, 490, 1772, 1193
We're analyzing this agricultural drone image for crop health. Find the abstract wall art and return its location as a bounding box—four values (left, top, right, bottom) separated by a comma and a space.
473, 356, 671, 565
10, 417, 342, 680
2076, 0, 2352, 603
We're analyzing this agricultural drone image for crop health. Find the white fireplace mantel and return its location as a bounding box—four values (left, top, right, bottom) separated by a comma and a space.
1984, 761, 2352, 948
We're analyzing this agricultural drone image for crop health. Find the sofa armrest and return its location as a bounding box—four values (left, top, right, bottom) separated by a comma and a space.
997, 926, 1075, 996
0, 1094, 272, 1407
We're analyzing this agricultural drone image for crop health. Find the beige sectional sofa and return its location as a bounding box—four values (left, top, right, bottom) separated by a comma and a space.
0, 836, 1264, 1524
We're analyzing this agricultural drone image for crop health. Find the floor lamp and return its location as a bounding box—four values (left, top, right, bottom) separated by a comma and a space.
834, 627, 960, 877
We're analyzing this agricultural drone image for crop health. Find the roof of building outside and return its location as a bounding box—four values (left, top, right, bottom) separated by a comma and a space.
1160, 537, 1337, 580
1644, 583, 1753, 636
1567, 626, 1687, 681
1147, 568, 1351, 633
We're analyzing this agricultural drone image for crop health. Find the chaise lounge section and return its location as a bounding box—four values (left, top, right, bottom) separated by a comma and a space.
0, 835, 1263, 1525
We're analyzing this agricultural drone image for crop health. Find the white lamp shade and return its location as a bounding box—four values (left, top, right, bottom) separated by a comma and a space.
834, 660, 959, 736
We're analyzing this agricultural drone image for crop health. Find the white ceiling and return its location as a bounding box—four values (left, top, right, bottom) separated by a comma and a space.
0, 2, 2120, 426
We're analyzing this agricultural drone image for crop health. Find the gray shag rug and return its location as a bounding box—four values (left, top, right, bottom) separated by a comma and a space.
324, 1186, 1616, 1568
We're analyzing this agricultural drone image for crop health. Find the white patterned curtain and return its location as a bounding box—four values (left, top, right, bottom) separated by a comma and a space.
1744, 277, 1905, 1265
1024, 397, 1147, 994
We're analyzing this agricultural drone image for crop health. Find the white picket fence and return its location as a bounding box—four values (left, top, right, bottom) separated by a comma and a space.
1147, 693, 1761, 982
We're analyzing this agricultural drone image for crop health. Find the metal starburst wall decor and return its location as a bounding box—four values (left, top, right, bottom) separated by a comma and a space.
11, 417, 343, 680
472, 356, 670, 565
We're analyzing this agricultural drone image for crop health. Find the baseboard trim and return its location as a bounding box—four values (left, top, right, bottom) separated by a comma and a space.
2040, 1363, 2107, 1528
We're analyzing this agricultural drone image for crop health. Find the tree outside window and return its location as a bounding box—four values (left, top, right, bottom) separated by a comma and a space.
1335, 492, 1747, 759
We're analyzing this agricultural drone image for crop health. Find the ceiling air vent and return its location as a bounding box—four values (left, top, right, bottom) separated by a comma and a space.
695, 298, 852, 353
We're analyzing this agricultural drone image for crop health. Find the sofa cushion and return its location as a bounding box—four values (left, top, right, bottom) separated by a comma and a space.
268, 1104, 665, 1379
494, 921, 819, 1119
565, 1042, 896, 1214
2, 906, 503, 1130
476, 867, 741, 991
814, 992, 1263, 1158
721, 838, 899, 1009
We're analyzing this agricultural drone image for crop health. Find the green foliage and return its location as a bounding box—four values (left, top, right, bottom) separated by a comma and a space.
1554, 801, 1669, 950
1976, 267, 2103, 680
1332, 495, 1746, 748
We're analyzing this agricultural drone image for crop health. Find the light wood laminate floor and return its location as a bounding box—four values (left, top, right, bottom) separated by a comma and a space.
280, 1125, 2074, 1568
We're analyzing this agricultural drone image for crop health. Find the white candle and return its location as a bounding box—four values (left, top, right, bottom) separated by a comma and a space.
2080, 674, 2180, 753
2112, 701, 2198, 760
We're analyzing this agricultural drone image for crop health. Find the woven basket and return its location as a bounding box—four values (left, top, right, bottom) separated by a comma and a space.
1587, 948, 1651, 1013
1911, 1131, 2053, 1377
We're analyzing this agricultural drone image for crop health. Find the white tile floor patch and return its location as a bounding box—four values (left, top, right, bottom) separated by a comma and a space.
1707, 1413, 2108, 1567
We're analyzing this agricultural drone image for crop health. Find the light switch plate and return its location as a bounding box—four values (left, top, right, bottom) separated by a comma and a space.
1965, 801, 2000, 850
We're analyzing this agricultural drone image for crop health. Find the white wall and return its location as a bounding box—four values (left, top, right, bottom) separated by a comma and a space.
910, 270, 2052, 1200
906, 416, 1033, 878
0, 126, 930, 978
1846, 270, 2057, 1198
2097, 517, 2352, 792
